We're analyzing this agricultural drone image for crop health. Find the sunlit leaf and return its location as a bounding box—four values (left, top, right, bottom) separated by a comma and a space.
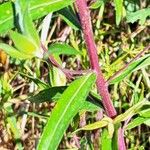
23, 5, 40, 46
9, 31, 39, 57
0, 0, 75, 34
37, 73, 96, 150
101, 128, 112, 150
114, 0, 123, 25
0, 43, 32, 59
75, 117, 112, 132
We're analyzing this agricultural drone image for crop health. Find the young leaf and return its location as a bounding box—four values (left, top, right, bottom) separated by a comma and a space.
0, 43, 32, 59
90, 0, 106, 9
114, 0, 123, 25
47, 43, 81, 56
9, 31, 38, 56
75, 117, 112, 132
49, 66, 67, 86
139, 108, 150, 118
37, 73, 96, 150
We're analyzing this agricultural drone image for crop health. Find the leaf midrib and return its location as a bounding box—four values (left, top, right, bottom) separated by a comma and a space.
47, 74, 91, 148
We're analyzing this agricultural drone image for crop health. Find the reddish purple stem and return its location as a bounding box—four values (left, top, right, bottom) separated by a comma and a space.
76, 0, 117, 118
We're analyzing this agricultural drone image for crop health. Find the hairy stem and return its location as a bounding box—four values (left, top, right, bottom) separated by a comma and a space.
76, 0, 117, 118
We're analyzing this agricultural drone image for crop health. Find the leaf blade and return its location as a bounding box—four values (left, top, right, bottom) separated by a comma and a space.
0, 0, 75, 34
37, 73, 96, 150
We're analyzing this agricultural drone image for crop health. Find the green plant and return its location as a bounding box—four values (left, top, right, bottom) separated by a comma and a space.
0, 0, 150, 150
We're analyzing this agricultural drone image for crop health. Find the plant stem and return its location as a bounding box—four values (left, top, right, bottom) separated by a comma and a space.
76, 0, 117, 118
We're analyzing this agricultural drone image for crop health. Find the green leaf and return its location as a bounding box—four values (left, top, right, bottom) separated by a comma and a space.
14, 0, 40, 46
0, 43, 32, 59
114, 99, 148, 124
90, 0, 106, 9
112, 124, 120, 150
110, 54, 150, 84
14, 0, 27, 33
81, 97, 102, 112
49, 66, 67, 86
101, 128, 112, 150
19, 72, 49, 89
29, 86, 67, 103
126, 117, 149, 130
126, 8, 150, 24
29, 86, 102, 112
4, 104, 23, 150
114, 0, 123, 25
47, 43, 81, 56
139, 108, 150, 118
144, 119, 150, 126
59, 7, 81, 30
9, 31, 40, 57
133, 56, 150, 72
37, 73, 96, 150
23, 5, 40, 46
0, 0, 75, 34
75, 117, 111, 132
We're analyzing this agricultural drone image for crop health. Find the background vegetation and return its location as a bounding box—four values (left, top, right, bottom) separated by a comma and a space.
0, 0, 150, 149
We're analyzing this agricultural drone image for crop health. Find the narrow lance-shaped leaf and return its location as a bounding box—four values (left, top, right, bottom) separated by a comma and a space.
114, 99, 149, 124
101, 128, 112, 150
37, 73, 96, 150
0, 0, 75, 34
110, 54, 150, 84
0, 43, 32, 59
74, 116, 112, 133
23, 5, 40, 46
114, 0, 123, 25
29, 86, 102, 112
14, 0, 27, 33
9, 31, 38, 56
126, 117, 149, 130
58, 6, 81, 30
47, 43, 81, 57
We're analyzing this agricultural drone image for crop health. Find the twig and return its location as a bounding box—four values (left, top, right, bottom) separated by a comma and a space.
107, 44, 150, 83
41, 43, 92, 79
76, 0, 117, 118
